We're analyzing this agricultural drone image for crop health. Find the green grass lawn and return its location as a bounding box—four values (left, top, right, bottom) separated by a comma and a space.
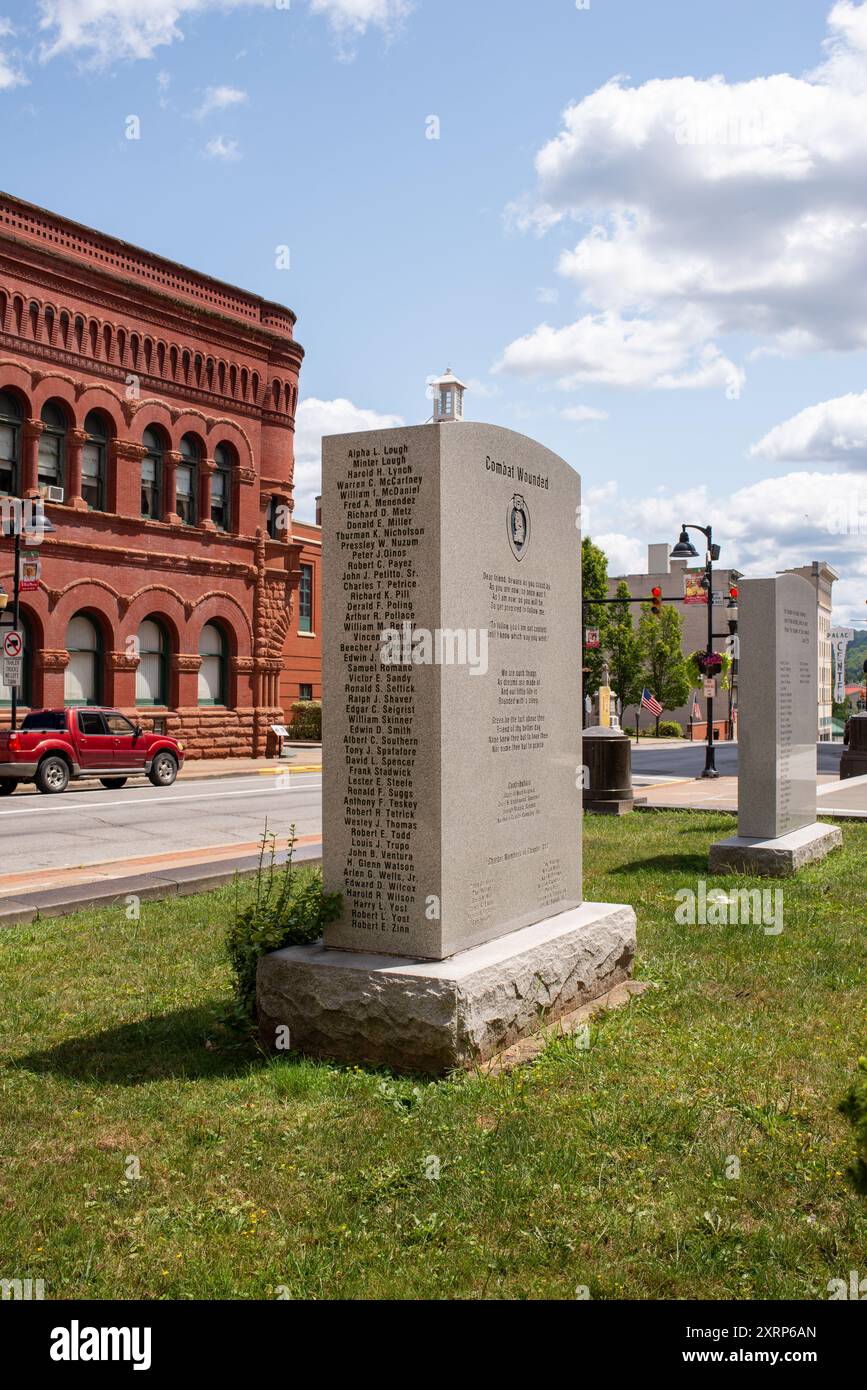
1, 812, 865, 1300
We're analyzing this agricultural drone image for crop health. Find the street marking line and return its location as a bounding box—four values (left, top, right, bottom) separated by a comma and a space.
257, 765, 321, 775
0, 781, 322, 819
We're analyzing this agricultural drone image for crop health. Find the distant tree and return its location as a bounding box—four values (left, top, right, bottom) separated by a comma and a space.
606, 581, 643, 732
582, 537, 609, 700
638, 603, 691, 735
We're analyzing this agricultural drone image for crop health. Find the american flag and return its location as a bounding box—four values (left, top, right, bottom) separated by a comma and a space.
692, 696, 702, 719
641, 687, 662, 717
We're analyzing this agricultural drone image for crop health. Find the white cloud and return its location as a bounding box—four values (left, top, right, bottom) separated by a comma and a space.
583, 469, 866, 625
0, 18, 27, 89
292, 396, 404, 520
204, 133, 240, 160
499, 1, 867, 389
751, 390, 867, 467
562, 404, 608, 422
195, 83, 246, 118
309, 0, 411, 40
37, 0, 409, 64
498, 307, 743, 392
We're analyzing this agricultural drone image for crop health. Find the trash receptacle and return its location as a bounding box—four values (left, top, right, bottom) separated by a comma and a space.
841, 713, 867, 779
583, 725, 634, 815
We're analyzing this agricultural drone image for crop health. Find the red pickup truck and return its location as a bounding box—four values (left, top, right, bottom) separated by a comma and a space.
0, 708, 185, 796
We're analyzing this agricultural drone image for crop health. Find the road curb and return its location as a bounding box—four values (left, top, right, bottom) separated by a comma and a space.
0, 843, 324, 927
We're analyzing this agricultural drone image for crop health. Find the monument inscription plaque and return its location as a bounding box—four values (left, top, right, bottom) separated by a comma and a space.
737, 574, 816, 841
322, 422, 582, 960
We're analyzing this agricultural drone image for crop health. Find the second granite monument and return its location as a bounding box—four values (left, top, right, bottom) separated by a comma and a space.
709, 573, 841, 875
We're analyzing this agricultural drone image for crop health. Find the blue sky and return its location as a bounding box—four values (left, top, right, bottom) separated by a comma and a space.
2, 0, 866, 623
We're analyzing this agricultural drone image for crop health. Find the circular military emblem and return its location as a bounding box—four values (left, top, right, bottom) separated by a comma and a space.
508, 494, 530, 562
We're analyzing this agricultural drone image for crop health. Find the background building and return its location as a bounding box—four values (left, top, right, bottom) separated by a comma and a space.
281, 516, 322, 708
607, 544, 836, 740
607, 543, 739, 738
0, 190, 311, 757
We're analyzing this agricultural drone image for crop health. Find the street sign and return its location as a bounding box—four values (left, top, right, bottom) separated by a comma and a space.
830, 626, 855, 704
711, 591, 725, 605
3, 630, 22, 659
703, 677, 717, 699
584, 627, 600, 649
2, 655, 21, 687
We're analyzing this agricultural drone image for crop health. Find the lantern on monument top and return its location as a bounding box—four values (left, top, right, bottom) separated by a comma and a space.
430, 367, 466, 423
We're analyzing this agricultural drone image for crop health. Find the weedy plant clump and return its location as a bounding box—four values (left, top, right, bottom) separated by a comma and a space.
225, 827, 342, 1023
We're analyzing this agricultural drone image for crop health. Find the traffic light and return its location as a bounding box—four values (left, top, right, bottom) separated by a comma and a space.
729, 584, 738, 601
650, 586, 663, 617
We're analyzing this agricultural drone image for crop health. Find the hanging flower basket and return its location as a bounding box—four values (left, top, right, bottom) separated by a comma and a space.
686, 649, 731, 688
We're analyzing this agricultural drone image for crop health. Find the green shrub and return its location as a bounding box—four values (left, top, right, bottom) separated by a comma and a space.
288, 699, 321, 740
839, 1057, 867, 1195
226, 829, 342, 1022
657, 720, 683, 738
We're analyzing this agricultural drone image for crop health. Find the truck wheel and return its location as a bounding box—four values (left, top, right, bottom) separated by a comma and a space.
36, 756, 70, 795
0, 780, 17, 796
149, 751, 178, 787
99, 778, 128, 790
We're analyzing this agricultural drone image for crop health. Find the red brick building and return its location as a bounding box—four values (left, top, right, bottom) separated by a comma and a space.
281, 516, 322, 710
0, 191, 321, 757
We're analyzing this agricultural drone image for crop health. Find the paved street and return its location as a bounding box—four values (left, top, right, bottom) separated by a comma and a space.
0, 770, 323, 887
631, 741, 844, 779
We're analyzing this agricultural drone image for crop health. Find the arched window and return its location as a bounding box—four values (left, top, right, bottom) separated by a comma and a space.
141, 427, 163, 520
38, 401, 67, 496
82, 412, 108, 511
0, 610, 31, 707
135, 618, 168, 706
65, 613, 102, 706
177, 435, 199, 526
0, 391, 22, 496
211, 443, 233, 531
198, 623, 227, 706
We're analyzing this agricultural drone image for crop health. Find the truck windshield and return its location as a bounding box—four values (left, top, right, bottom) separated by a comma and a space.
20, 712, 67, 731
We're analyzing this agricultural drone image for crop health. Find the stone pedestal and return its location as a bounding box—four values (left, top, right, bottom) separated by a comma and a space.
257, 902, 636, 1074
710, 574, 840, 876
709, 823, 842, 877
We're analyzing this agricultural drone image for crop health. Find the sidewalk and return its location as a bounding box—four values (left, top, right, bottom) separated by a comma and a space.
637, 772, 867, 819
0, 836, 324, 926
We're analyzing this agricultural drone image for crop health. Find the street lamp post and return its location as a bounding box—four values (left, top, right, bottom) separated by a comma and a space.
1, 502, 54, 732
671, 523, 722, 779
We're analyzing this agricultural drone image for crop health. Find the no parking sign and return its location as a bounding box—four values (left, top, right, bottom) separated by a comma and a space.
3, 630, 22, 659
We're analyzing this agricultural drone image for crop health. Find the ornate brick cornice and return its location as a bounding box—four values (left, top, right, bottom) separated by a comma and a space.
108, 649, 139, 671
173, 653, 202, 674
37, 648, 69, 671
111, 439, 148, 463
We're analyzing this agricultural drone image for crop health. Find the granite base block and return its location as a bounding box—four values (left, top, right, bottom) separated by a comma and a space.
709, 822, 842, 877
257, 901, 637, 1075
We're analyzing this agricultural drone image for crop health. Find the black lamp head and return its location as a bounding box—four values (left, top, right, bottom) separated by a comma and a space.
670, 527, 699, 560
